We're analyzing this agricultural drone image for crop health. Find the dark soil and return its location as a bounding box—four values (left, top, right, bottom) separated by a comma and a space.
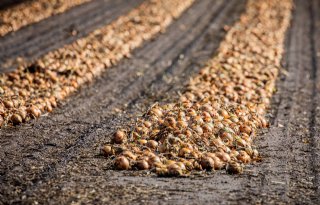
0, 0, 320, 204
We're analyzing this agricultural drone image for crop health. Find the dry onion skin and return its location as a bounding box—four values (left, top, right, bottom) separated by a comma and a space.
0, 0, 91, 37
0, 0, 195, 127
102, 0, 293, 176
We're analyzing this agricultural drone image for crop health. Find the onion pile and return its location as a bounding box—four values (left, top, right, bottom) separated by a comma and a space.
102, 0, 293, 176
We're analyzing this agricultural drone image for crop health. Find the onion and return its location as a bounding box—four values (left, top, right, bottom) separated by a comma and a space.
114, 156, 130, 170
147, 140, 158, 149
11, 114, 23, 125
136, 160, 150, 170
167, 164, 183, 176
101, 145, 114, 156
113, 130, 127, 144
122, 150, 137, 160
200, 156, 215, 170
226, 161, 243, 174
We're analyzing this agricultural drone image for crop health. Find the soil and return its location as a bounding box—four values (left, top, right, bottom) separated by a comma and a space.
0, 0, 320, 204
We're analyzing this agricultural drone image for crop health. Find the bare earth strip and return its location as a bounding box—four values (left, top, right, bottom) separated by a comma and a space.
0, 0, 91, 37
0, 0, 195, 127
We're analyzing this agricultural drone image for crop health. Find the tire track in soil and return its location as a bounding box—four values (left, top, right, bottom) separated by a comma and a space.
0, 0, 247, 203
0, 0, 144, 73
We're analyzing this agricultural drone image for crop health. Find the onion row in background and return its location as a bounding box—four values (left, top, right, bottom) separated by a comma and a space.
0, 0, 92, 37
102, 0, 293, 176
0, 0, 195, 127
